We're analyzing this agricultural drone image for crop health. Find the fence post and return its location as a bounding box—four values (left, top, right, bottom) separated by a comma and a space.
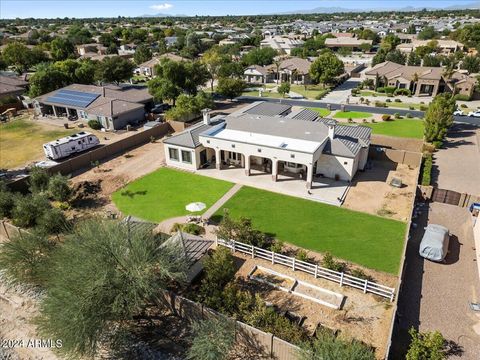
292, 258, 295, 271
232, 240, 236, 253
340, 272, 344, 286
314, 264, 318, 278
251, 245, 254, 258
390, 292, 394, 302
214, 236, 218, 247
363, 279, 368, 293
271, 251, 275, 264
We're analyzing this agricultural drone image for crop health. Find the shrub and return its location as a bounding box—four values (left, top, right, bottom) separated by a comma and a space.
419, 105, 428, 111
409, 106, 415, 110
37, 208, 68, 235
47, 174, 71, 202
296, 249, 309, 262
453, 94, 471, 101
29, 166, 50, 194
460, 104, 467, 108
406, 113, 413, 118
12, 194, 50, 228
421, 153, 433, 186
386, 99, 391, 102
171, 222, 205, 235
0, 186, 15, 218
350, 268, 374, 282
394, 88, 411, 96
406, 328, 446, 360
269, 240, 284, 253
384, 86, 396, 94
394, 113, 401, 119
374, 101, 386, 107
187, 318, 235, 360
394, 98, 402, 102
382, 114, 392, 121
376, 87, 385, 93
322, 252, 346, 272
88, 119, 102, 130
216, 211, 271, 248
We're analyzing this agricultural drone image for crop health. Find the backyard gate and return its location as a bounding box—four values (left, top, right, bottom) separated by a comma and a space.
431, 188, 462, 206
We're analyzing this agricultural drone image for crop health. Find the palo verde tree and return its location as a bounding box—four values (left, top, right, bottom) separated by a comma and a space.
423, 93, 456, 145
36, 218, 187, 358
187, 318, 236, 360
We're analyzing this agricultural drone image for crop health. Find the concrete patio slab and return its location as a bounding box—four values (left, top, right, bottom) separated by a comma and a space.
194, 166, 349, 206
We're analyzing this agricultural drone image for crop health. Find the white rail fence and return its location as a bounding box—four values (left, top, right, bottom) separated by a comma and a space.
216, 238, 395, 302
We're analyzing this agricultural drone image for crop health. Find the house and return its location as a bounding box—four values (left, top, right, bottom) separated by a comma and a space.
365, 61, 477, 97
244, 57, 312, 85
260, 35, 304, 55
163, 102, 371, 186
118, 43, 136, 57
34, 84, 153, 130
0, 74, 28, 101
136, 53, 188, 77
243, 65, 271, 84
76, 43, 107, 57
324, 37, 373, 50
396, 39, 464, 54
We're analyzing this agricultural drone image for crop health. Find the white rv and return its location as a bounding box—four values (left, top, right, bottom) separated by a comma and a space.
43, 132, 100, 160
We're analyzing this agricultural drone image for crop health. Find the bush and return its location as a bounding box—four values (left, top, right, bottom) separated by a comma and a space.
376, 87, 385, 93
374, 101, 386, 107
350, 268, 374, 282
269, 240, 283, 253
453, 94, 471, 101
384, 86, 396, 94
29, 166, 50, 194
406, 328, 446, 360
322, 252, 346, 272
12, 194, 50, 228
420, 105, 428, 111
406, 113, 413, 118
381, 114, 392, 121
0, 187, 15, 218
409, 106, 415, 110
394, 98, 402, 102
188, 318, 235, 360
216, 211, 271, 248
171, 222, 205, 235
394, 113, 401, 119
394, 88, 411, 96
37, 208, 68, 235
88, 119, 102, 130
295, 249, 309, 262
460, 104, 467, 108
386, 99, 391, 103
421, 153, 433, 186
47, 174, 71, 202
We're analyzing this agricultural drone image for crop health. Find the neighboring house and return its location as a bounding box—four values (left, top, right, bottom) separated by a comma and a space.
244, 57, 312, 85
136, 53, 188, 77
165, 36, 178, 47
34, 84, 153, 130
365, 61, 477, 97
0, 74, 28, 101
260, 35, 304, 55
76, 43, 107, 57
396, 39, 464, 54
243, 65, 271, 84
164, 102, 371, 186
118, 43, 136, 57
324, 37, 373, 50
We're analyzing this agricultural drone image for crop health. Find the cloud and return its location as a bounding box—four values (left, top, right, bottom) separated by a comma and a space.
150, 3, 174, 11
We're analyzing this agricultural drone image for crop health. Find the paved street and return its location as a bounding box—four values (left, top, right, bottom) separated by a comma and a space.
392, 203, 480, 359
237, 96, 480, 126
432, 124, 480, 195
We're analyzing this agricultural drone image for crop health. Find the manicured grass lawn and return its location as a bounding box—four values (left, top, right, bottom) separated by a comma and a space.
362, 119, 424, 139
112, 168, 234, 223
241, 91, 284, 99
290, 85, 330, 100
334, 111, 373, 119
0, 117, 77, 169
307, 107, 331, 117
214, 187, 406, 274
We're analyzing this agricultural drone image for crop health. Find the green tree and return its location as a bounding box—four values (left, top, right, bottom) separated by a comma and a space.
242, 47, 278, 66
50, 37, 75, 61
424, 94, 456, 144
418, 26, 438, 40
0, 229, 56, 287
0, 182, 15, 218
299, 330, 375, 360
461, 55, 480, 73
202, 47, 229, 91
407, 51, 422, 66
29, 63, 70, 97
385, 49, 406, 65
28, 166, 50, 194
216, 77, 246, 100
148, 77, 181, 105
47, 173, 71, 202
2, 42, 33, 73
37, 207, 68, 235
133, 44, 152, 65
406, 328, 446, 360
309, 52, 344, 86
380, 35, 400, 52
278, 82, 291, 98
12, 193, 50, 228
37, 218, 187, 358
187, 318, 235, 360
95, 56, 135, 84
423, 54, 442, 67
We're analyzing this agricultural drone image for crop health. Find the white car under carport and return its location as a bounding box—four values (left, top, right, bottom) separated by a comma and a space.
419, 224, 450, 262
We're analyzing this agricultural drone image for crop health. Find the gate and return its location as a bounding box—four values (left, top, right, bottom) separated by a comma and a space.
431, 188, 462, 206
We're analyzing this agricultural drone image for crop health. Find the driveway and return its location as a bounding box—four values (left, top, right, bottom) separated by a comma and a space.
392, 203, 480, 359
432, 124, 480, 195
321, 78, 361, 104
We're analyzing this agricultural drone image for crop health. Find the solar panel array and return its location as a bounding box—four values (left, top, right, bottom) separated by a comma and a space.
45, 89, 100, 108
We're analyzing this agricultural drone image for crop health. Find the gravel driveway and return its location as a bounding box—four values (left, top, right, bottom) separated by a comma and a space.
392, 202, 480, 359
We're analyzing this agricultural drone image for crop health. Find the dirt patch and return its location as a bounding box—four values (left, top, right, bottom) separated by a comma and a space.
233, 252, 394, 359
344, 161, 417, 222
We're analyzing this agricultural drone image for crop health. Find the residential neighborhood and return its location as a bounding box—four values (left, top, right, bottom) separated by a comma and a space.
0, 1, 479, 360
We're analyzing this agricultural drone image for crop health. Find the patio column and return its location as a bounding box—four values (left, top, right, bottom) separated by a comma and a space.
52, 106, 57, 117
244, 155, 250, 176
215, 149, 221, 170
306, 165, 313, 189
271, 160, 278, 182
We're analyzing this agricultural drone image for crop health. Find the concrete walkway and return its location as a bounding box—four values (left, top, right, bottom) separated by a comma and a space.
202, 183, 243, 219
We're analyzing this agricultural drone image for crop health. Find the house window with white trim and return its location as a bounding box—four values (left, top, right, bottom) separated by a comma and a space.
169, 148, 179, 161
181, 150, 192, 164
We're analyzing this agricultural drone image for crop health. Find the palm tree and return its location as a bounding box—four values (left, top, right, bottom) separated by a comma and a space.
411, 72, 419, 94
273, 59, 281, 84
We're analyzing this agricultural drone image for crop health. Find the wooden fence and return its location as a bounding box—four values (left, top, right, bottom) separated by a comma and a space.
216, 238, 395, 302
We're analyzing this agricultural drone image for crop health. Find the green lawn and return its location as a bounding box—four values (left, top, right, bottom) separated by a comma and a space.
362, 119, 424, 139
112, 168, 234, 223
290, 85, 330, 100
307, 107, 331, 117
241, 91, 284, 99
334, 111, 373, 119
214, 187, 406, 274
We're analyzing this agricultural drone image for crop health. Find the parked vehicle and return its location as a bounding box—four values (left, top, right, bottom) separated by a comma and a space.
419, 224, 450, 262
43, 131, 100, 160
453, 109, 464, 116
151, 103, 171, 114
467, 110, 480, 117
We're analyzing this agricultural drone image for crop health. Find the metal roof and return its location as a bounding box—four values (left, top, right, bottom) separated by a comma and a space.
162, 232, 213, 268
163, 119, 223, 148
46, 89, 100, 108
286, 108, 319, 122
231, 101, 291, 117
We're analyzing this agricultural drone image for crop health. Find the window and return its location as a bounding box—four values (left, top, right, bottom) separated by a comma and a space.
290, 154, 295, 159
343, 161, 348, 165
206, 140, 210, 144
231, 144, 235, 148
257, 148, 262, 153
181, 150, 192, 164
168, 148, 179, 161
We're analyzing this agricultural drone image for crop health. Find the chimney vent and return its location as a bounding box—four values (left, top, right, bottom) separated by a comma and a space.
326, 119, 337, 140
202, 108, 211, 125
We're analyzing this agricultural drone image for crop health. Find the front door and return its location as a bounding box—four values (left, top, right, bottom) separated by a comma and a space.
200, 149, 207, 165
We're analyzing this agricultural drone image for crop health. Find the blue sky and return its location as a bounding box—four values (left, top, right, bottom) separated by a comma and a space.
0, 0, 477, 19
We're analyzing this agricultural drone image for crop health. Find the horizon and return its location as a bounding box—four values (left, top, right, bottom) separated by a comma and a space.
1, 0, 479, 19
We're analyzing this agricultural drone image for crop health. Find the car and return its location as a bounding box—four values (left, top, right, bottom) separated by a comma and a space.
419, 224, 450, 262
453, 109, 464, 116
467, 110, 480, 117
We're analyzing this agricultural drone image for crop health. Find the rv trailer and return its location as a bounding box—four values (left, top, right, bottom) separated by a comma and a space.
43, 132, 100, 160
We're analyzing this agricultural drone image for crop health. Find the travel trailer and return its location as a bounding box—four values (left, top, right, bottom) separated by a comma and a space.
43, 132, 100, 160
